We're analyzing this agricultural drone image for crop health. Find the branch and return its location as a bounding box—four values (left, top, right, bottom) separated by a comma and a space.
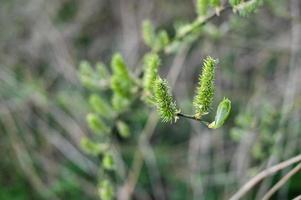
262, 163, 301, 200
229, 154, 301, 200
177, 113, 209, 126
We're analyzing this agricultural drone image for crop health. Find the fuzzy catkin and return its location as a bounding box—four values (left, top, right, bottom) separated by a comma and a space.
193, 56, 217, 118
154, 77, 178, 122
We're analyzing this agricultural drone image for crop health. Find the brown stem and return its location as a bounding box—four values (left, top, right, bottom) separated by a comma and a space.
229, 154, 301, 200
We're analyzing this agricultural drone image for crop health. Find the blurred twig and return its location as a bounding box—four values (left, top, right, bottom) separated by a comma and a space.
229, 154, 301, 200
262, 163, 301, 200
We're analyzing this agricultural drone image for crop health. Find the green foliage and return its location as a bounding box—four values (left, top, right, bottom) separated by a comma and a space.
154, 30, 170, 52
193, 56, 217, 119
142, 20, 170, 52
229, 0, 242, 6
102, 153, 115, 170
116, 120, 130, 138
233, 0, 264, 16
154, 77, 179, 123
142, 20, 156, 48
96, 62, 110, 80
143, 53, 161, 95
210, 0, 221, 7
196, 0, 210, 16
89, 94, 113, 119
98, 180, 114, 200
110, 53, 135, 111
86, 113, 110, 134
208, 98, 231, 129
80, 137, 108, 156
79, 61, 109, 90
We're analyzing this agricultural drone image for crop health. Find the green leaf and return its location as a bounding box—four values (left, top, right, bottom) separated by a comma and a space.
98, 180, 114, 200
86, 113, 110, 134
116, 120, 130, 138
89, 94, 113, 118
142, 20, 156, 47
143, 53, 160, 94
102, 153, 115, 170
208, 97, 231, 129
80, 137, 109, 156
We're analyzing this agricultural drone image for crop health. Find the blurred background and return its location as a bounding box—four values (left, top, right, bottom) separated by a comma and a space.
0, 0, 301, 199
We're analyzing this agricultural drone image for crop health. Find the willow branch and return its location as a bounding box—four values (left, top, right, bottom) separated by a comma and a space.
229, 154, 301, 200
177, 113, 209, 125
262, 163, 301, 200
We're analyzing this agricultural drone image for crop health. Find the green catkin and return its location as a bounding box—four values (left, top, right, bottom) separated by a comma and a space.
154, 30, 170, 52
96, 62, 110, 79
229, 0, 242, 6
235, 0, 263, 16
154, 77, 179, 123
98, 180, 114, 200
102, 153, 115, 170
142, 20, 156, 47
86, 113, 110, 134
193, 56, 217, 119
210, 0, 220, 7
196, 0, 210, 16
89, 94, 113, 118
110, 53, 134, 111
143, 53, 161, 94
116, 120, 130, 138
80, 137, 109, 156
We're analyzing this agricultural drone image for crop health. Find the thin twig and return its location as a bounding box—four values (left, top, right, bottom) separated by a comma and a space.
177, 113, 209, 126
262, 163, 301, 200
229, 154, 301, 200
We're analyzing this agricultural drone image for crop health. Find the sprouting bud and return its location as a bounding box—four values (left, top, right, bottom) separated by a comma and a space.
80, 137, 109, 156
154, 77, 179, 123
143, 53, 160, 94
208, 98, 231, 129
196, 0, 210, 16
112, 93, 130, 111
98, 180, 114, 200
154, 30, 170, 52
210, 0, 220, 7
96, 62, 110, 79
116, 120, 130, 138
142, 20, 156, 47
110, 53, 135, 111
102, 152, 115, 170
111, 53, 134, 98
86, 113, 110, 134
229, 0, 242, 6
193, 56, 217, 119
234, 0, 263, 17
89, 94, 113, 118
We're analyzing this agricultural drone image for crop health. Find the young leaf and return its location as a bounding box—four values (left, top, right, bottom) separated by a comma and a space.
142, 20, 156, 47
154, 30, 170, 52
86, 113, 110, 134
89, 94, 113, 118
196, 0, 210, 16
116, 120, 130, 138
154, 77, 179, 123
80, 137, 109, 156
193, 56, 217, 119
143, 53, 160, 94
234, 0, 263, 17
96, 62, 110, 79
102, 153, 115, 170
98, 180, 114, 200
208, 98, 231, 129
